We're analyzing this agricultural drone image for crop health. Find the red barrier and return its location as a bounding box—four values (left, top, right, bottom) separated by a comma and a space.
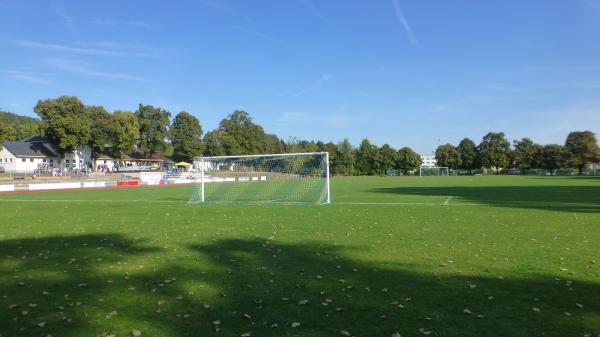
117, 180, 139, 187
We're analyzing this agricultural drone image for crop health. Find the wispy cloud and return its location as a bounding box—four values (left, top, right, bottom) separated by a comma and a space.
2, 70, 53, 85
15, 40, 163, 58
232, 26, 296, 48
391, 0, 418, 45
198, 0, 252, 22
93, 19, 154, 29
52, 1, 79, 36
294, 74, 334, 96
47, 58, 146, 81
295, 0, 339, 30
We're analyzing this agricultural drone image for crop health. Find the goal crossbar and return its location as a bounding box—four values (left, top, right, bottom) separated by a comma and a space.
200, 152, 329, 160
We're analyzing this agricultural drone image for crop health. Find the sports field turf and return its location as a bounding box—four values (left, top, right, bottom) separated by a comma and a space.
0, 176, 599, 337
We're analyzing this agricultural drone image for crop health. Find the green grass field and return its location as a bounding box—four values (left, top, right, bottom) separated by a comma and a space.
1, 176, 599, 337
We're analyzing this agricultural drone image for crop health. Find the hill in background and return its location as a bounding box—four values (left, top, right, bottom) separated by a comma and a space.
0, 110, 41, 142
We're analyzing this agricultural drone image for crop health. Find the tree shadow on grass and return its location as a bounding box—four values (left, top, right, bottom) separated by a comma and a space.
0, 234, 160, 337
1, 236, 598, 337
371, 185, 600, 213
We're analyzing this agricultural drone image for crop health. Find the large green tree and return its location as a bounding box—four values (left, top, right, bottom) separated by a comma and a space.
541, 144, 571, 173
336, 138, 355, 175
203, 130, 229, 156
457, 138, 478, 173
34, 96, 91, 154
135, 104, 171, 155
531, 144, 545, 169
435, 144, 461, 169
512, 138, 538, 171
171, 111, 203, 162
478, 132, 510, 173
565, 131, 600, 174
87, 106, 116, 160
218, 110, 261, 155
263, 134, 285, 154
379, 144, 399, 174
211, 110, 281, 155
396, 147, 422, 175
317, 141, 339, 173
354, 138, 382, 175
112, 111, 139, 158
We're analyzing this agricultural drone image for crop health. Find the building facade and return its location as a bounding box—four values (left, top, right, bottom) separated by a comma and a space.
420, 154, 437, 168
0, 136, 93, 173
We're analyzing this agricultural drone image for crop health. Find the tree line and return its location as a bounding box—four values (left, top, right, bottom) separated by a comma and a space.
1, 96, 599, 175
434, 131, 600, 175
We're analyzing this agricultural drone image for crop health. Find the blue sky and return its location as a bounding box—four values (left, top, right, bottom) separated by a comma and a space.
1, 0, 599, 153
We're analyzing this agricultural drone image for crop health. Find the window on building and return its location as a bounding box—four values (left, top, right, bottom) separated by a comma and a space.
22, 158, 26, 163
30, 158, 34, 162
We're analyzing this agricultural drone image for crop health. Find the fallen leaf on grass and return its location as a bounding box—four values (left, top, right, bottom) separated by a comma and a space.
132, 330, 142, 337
419, 328, 432, 335
291, 322, 301, 328
419, 328, 431, 336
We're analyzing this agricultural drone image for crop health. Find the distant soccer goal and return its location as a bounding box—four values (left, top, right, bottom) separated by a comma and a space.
419, 167, 449, 176
189, 152, 330, 204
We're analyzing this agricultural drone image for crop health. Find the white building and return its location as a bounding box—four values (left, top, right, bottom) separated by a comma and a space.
0, 136, 93, 173
420, 154, 437, 168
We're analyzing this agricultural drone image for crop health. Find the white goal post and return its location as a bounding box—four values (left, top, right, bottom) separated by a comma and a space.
190, 152, 330, 204
419, 167, 449, 176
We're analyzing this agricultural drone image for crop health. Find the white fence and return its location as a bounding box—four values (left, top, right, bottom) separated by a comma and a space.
0, 184, 15, 192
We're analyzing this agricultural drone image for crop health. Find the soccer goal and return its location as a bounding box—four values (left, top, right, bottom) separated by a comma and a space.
419, 167, 449, 176
189, 152, 330, 204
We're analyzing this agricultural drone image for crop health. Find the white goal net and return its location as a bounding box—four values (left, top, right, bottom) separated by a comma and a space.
190, 152, 330, 204
419, 167, 449, 176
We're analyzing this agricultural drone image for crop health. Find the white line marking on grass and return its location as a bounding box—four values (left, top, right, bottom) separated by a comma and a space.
333, 201, 600, 208
1, 199, 599, 208
443, 196, 452, 205
335, 202, 476, 206
0, 199, 185, 203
